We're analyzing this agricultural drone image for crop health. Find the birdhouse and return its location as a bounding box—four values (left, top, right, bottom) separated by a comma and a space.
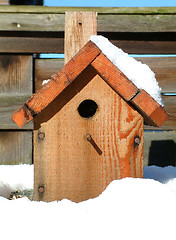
12, 38, 168, 202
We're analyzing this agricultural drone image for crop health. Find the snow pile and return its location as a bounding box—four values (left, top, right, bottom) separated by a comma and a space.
90, 35, 163, 106
0, 164, 33, 198
0, 165, 176, 239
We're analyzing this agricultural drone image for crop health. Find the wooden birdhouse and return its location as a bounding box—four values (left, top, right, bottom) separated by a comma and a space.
12, 39, 168, 202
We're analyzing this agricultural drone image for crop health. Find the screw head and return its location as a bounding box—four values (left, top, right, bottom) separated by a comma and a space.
134, 136, 140, 145
86, 134, 92, 142
38, 186, 44, 193
38, 132, 45, 140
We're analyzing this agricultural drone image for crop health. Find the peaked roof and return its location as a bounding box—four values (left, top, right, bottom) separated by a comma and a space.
12, 40, 168, 128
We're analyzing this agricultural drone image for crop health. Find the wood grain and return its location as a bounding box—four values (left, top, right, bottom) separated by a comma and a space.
12, 41, 101, 127
64, 11, 97, 63
131, 90, 168, 127
135, 57, 176, 93
0, 55, 33, 129
0, 8, 176, 33
0, 6, 175, 14
34, 57, 176, 93
0, 37, 64, 53
91, 52, 138, 101
33, 69, 143, 202
0, 37, 176, 54
0, 131, 32, 164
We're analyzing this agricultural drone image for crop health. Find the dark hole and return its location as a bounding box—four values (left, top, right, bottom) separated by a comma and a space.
149, 140, 176, 167
78, 99, 98, 118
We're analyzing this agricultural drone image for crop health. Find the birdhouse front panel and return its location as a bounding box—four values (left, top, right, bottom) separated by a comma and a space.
33, 66, 143, 202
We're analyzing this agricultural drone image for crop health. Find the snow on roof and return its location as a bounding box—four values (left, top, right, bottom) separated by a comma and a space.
90, 35, 164, 106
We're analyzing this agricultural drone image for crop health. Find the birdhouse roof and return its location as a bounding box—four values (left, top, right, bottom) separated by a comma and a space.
12, 40, 168, 128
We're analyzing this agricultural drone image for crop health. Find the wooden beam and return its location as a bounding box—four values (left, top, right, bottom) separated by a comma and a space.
11, 41, 101, 128
0, 37, 176, 54
0, 7, 176, 32
131, 90, 168, 127
64, 11, 97, 63
0, 6, 176, 14
91, 52, 138, 101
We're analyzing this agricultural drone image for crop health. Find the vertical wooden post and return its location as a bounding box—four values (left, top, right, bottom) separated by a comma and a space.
64, 12, 97, 63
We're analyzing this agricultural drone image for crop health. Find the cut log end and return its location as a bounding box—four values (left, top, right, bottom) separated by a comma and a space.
11, 105, 33, 128
131, 90, 168, 127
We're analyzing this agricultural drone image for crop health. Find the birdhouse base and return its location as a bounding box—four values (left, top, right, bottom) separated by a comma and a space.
33, 66, 143, 202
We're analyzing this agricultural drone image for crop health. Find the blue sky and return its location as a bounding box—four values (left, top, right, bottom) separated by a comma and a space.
44, 0, 176, 7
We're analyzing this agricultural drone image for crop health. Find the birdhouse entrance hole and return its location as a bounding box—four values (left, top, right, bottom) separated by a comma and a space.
78, 99, 98, 118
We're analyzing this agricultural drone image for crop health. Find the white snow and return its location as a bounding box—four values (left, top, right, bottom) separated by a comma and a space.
0, 164, 176, 240
90, 35, 164, 106
42, 79, 50, 85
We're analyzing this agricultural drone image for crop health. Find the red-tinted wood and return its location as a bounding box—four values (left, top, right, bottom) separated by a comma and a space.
11, 41, 101, 128
11, 41, 168, 129
131, 90, 168, 127
91, 52, 138, 101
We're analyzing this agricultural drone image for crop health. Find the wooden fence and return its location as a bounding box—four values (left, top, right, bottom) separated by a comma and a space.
0, 6, 175, 166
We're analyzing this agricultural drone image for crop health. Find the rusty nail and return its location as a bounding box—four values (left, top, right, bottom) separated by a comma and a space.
38, 132, 45, 140
38, 186, 44, 193
134, 136, 140, 145
86, 134, 92, 142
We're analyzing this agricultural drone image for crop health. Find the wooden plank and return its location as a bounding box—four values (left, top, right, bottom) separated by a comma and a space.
0, 55, 33, 129
98, 14, 176, 33
35, 57, 176, 93
0, 131, 32, 164
0, 13, 65, 32
135, 57, 176, 93
0, 7, 176, 32
33, 68, 143, 202
0, 37, 64, 53
12, 41, 101, 128
64, 11, 97, 63
0, 37, 176, 54
110, 40, 176, 54
0, 6, 176, 14
144, 95, 176, 130
91, 52, 138, 101
144, 130, 176, 167
131, 90, 168, 127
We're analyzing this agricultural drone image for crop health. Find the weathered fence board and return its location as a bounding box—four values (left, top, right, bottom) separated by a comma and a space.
136, 57, 176, 93
0, 55, 33, 129
0, 7, 176, 33
0, 131, 32, 164
0, 38, 175, 54
0, 37, 64, 53
0, 13, 65, 32
1, 6, 176, 14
